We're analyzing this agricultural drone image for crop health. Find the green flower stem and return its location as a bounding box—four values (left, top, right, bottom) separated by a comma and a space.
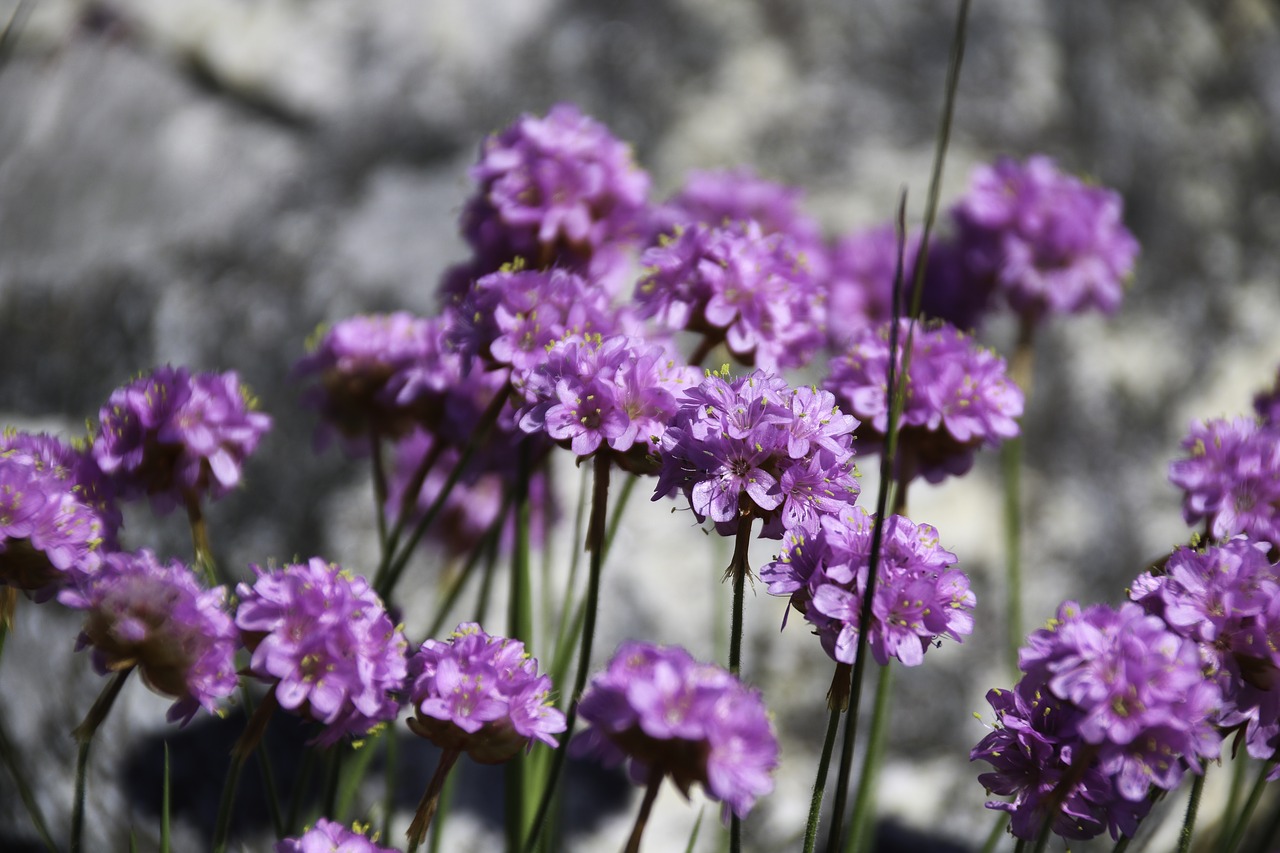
161, 743, 171, 853
506, 441, 536, 851
727, 510, 754, 677
0, 706, 57, 852
1178, 770, 1207, 853
1002, 326, 1035, 677
213, 687, 280, 853
1220, 761, 1276, 853
407, 748, 461, 853
846, 664, 893, 853
383, 728, 399, 843
71, 667, 133, 853
184, 491, 223, 588
1244, 775, 1280, 853
425, 507, 508, 639
1111, 836, 1133, 853
1028, 742, 1099, 853
624, 770, 665, 853
803, 666, 850, 853
428, 761, 458, 853
322, 746, 344, 820
521, 452, 612, 853
1224, 749, 1250, 845
238, 686, 284, 837
369, 427, 390, 550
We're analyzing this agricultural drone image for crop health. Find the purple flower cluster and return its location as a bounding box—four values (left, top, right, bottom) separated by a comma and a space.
59, 549, 238, 725
446, 266, 623, 373
825, 319, 1023, 483
761, 508, 973, 667
635, 220, 825, 371
512, 333, 700, 470
972, 601, 1222, 841
274, 818, 397, 853
822, 224, 916, 347
1, 433, 115, 599
653, 369, 860, 538
296, 313, 484, 451
460, 103, 650, 273
1168, 416, 1280, 545
950, 155, 1139, 327
406, 622, 565, 764
573, 642, 778, 821
93, 365, 271, 513
236, 558, 408, 745
1131, 538, 1280, 773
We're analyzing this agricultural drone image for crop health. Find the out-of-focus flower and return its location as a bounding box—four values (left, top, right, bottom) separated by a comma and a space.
92, 366, 270, 513
654, 166, 824, 250
274, 818, 398, 853
406, 622, 564, 764
825, 319, 1023, 484
950, 155, 1139, 328
236, 558, 408, 746
59, 549, 238, 725
573, 642, 778, 822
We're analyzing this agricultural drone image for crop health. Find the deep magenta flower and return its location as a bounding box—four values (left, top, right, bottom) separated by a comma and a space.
406, 622, 565, 764
512, 333, 700, 471
825, 319, 1023, 483
761, 507, 974, 666
58, 549, 238, 725
635, 220, 825, 371
236, 558, 408, 746
951, 155, 1139, 327
460, 103, 650, 272
1168, 416, 1280, 544
92, 365, 271, 513
973, 600, 1223, 842
274, 818, 398, 853
573, 642, 779, 821
653, 369, 859, 538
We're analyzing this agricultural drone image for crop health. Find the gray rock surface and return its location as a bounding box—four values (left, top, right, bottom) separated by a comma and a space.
2, 1, 1279, 850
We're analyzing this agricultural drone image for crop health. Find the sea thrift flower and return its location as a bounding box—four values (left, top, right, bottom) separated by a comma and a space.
512, 333, 700, 471
93, 365, 271, 513
460, 103, 650, 272
1168, 416, 1280, 544
58, 549, 238, 725
446, 266, 622, 373
296, 313, 474, 450
825, 319, 1023, 483
573, 642, 779, 822
274, 818, 398, 853
406, 622, 565, 763
950, 155, 1139, 327
1, 438, 115, 600
2, 430, 121, 543
653, 369, 859, 538
761, 507, 974, 666
1131, 538, 1280, 773
972, 600, 1222, 841
236, 558, 408, 746
655, 166, 824, 250
823, 224, 917, 347
635, 220, 825, 371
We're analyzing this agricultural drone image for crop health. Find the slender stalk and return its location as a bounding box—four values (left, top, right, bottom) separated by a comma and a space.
238, 685, 283, 837
521, 453, 612, 853
71, 667, 133, 853
506, 441, 535, 851
0, 708, 58, 852
1002, 325, 1035, 676
407, 748, 462, 853
427, 761, 458, 853
160, 743, 171, 853
184, 491, 222, 587
1028, 743, 1099, 853
1220, 761, 1276, 853
1244, 773, 1280, 853
1224, 748, 1250, 845
1177, 770, 1207, 853
726, 512, 754, 677
803, 685, 846, 853
1111, 836, 1133, 853
322, 746, 344, 819
624, 771, 665, 853
369, 427, 389, 550
213, 688, 280, 853
383, 727, 400, 843
846, 664, 893, 853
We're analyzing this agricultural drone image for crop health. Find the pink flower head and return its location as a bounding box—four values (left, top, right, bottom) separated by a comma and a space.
93, 365, 271, 514
406, 622, 565, 764
58, 549, 238, 725
1169, 416, 1280, 545
274, 818, 398, 853
236, 558, 408, 746
573, 642, 779, 822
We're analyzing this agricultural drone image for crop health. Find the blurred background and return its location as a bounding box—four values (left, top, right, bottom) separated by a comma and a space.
2, 1, 1279, 850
